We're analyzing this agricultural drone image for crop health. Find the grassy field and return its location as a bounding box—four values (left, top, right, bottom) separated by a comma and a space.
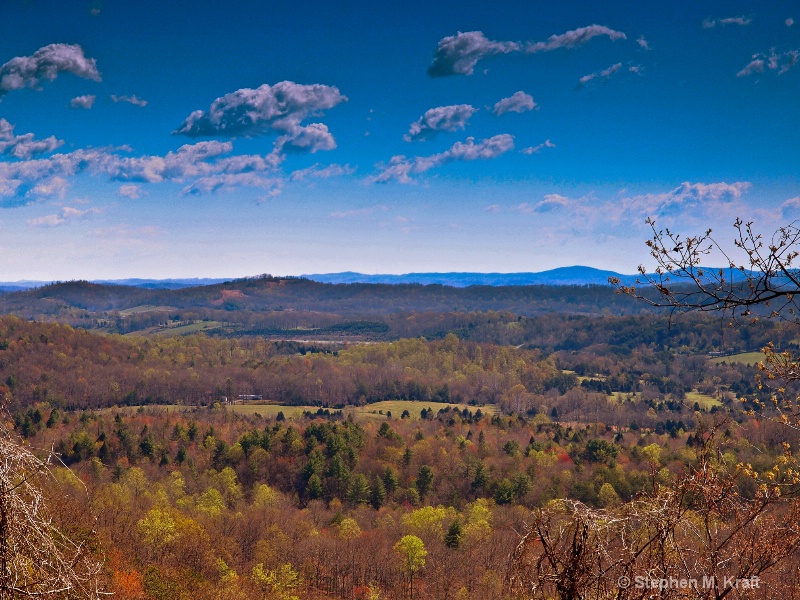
709, 351, 764, 365
684, 391, 723, 409
354, 400, 496, 421
563, 369, 605, 383
102, 400, 497, 421
123, 321, 226, 337
118, 305, 176, 316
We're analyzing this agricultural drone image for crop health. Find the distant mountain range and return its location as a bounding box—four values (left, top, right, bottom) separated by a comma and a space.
0, 265, 755, 292
301, 266, 642, 287
0, 278, 229, 293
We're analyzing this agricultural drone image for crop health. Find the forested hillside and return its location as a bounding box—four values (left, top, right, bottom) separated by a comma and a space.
2, 302, 797, 598
15, 399, 798, 599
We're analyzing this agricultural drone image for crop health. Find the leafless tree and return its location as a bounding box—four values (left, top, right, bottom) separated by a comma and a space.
611, 217, 800, 320
508, 420, 800, 599
0, 414, 105, 598
611, 217, 800, 430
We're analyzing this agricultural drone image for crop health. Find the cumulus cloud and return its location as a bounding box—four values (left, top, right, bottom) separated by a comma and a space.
27, 204, 99, 228
70, 94, 96, 109
427, 26, 626, 76
492, 91, 536, 116
520, 139, 555, 154
738, 49, 799, 77
174, 81, 347, 140
636, 36, 650, 50
291, 163, 355, 181
484, 204, 502, 213
0, 119, 64, 160
427, 31, 519, 77
511, 195, 571, 214
703, 16, 752, 28
404, 104, 477, 141
181, 172, 283, 196
29, 176, 68, 199
534, 194, 571, 212
117, 184, 141, 199
0, 138, 289, 205
0, 148, 105, 201
276, 123, 336, 153
579, 62, 623, 86
0, 44, 100, 96
628, 181, 751, 216
526, 25, 626, 53
782, 197, 800, 212
371, 134, 514, 184
111, 94, 147, 107
787, 18, 795, 27
737, 58, 765, 77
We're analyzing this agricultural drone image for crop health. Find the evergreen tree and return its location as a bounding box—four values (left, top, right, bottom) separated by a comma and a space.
383, 467, 399, 494
371, 476, 386, 509
416, 465, 434, 499
444, 521, 463, 549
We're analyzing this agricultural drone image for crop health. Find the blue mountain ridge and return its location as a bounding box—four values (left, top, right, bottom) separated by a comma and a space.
300, 266, 640, 287
0, 265, 761, 292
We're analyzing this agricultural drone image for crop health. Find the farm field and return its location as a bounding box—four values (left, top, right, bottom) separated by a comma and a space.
684, 390, 723, 409
102, 399, 496, 421
709, 351, 765, 366
123, 320, 226, 337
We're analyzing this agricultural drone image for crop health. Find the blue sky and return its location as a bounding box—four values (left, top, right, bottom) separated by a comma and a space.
0, 0, 798, 279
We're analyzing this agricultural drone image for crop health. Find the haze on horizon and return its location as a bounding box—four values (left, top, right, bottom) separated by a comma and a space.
0, 0, 798, 281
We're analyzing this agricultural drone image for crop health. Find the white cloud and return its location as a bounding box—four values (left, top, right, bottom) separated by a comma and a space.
0, 44, 100, 96
510, 194, 571, 214
625, 181, 751, 216
526, 25, 626, 53
371, 134, 514, 184
428, 26, 626, 76
484, 204, 502, 213
703, 16, 752, 28
636, 36, 650, 50
579, 62, 623, 86
521, 139, 555, 154
117, 184, 141, 199
427, 31, 519, 77
70, 94, 96, 109
782, 197, 800, 212
111, 94, 148, 107
738, 50, 799, 77
404, 104, 477, 141
512, 203, 534, 214
29, 176, 68, 199
181, 173, 283, 196
0, 138, 292, 205
737, 58, 765, 77
492, 91, 536, 116
787, 18, 795, 27
27, 214, 65, 227
535, 194, 571, 212
0, 119, 64, 160
291, 163, 355, 181
27, 204, 99, 228
276, 123, 336, 153
174, 81, 347, 140
104, 141, 235, 183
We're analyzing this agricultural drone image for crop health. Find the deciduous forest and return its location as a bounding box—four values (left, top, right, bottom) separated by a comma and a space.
0, 277, 798, 598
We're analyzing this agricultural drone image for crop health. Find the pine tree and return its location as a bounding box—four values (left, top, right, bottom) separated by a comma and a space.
371, 476, 386, 509
444, 521, 463, 549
